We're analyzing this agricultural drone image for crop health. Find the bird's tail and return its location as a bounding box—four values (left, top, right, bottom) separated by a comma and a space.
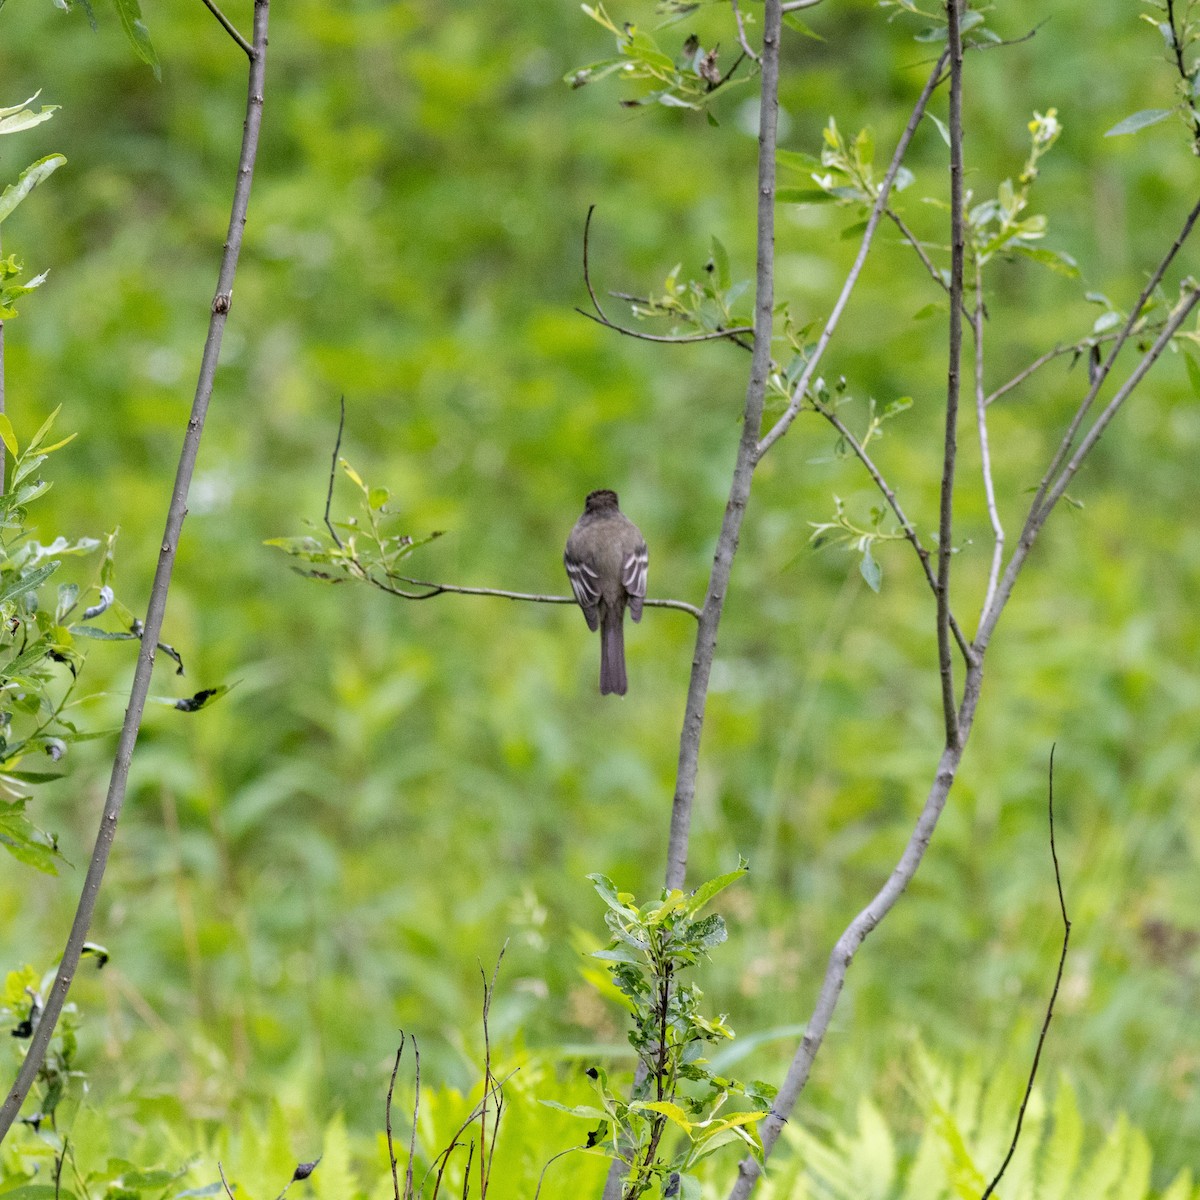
599, 607, 627, 696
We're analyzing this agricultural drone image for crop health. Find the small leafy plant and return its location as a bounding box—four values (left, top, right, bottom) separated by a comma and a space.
549, 863, 774, 1200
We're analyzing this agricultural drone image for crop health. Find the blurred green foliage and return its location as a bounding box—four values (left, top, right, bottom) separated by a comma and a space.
0, 0, 1198, 1193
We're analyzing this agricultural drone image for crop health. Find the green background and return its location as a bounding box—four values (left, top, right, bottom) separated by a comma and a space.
1, 0, 1198, 1189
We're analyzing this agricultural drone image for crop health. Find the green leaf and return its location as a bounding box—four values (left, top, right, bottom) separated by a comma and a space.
1010, 245, 1080, 277
1104, 108, 1173, 136
926, 111, 951, 146
633, 1100, 692, 1131
782, 12, 823, 38
0, 561, 58, 606
0, 106, 58, 137
1185, 353, 1200, 398
710, 235, 731, 290
684, 861, 748, 915
776, 187, 836, 205
110, 0, 161, 79
0, 155, 67, 225
592, 946, 642, 964
0, 413, 17, 458
860, 543, 882, 592
588, 872, 639, 918
24, 404, 65, 455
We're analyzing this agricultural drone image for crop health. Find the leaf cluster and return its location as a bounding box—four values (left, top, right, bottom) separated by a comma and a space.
548, 864, 776, 1200
265, 456, 443, 592
568, 2, 752, 115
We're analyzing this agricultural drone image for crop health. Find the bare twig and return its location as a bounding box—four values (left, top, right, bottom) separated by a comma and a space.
0, 0, 271, 1143
579, 206, 755, 346
936, 0, 966, 750
325, 396, 346, 548
755, 48, 950, 460
978, 283, 1200, 652
218, 1162, 237, 1200
419, 1074, 516, 1199
972, 261, 1004, 633
0, 227, 6, 489
479, 945, 507, 1198
810, 401, 973, 664
53, 1134, 67, 1200
366, 572, 702, 620
1166, 0, 1200, 145
387, 1036, 406, 1200
406, 1037, 421, 1200
884, 207, 950, 297
534, 1145, 589, 1200
780, 0, 824, 10
730, 0, 760, 62
199, 0, 253, 58
981, 745, 1071, 1200
1018, 191, 1200, 541
985, 341, 1079, 407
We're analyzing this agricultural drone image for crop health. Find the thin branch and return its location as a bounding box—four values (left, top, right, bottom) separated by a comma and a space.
218, 1163, 237, 1200
370, 573, 702, 620
884, 207, 976, 323
1166, 0, 1200, 146
755, 48, 950, 460
780, 0, 824, 10
0, 0, 271, 1143
54, 1134, 67, 1200
0, 226, 6, 490
607, 290, 755, 352
387, 1036, 405, 1200
985, 341, 1079, 407
730, 0, 760, 62
981, 745, 1071, 1200
534, 1146, 588, 1200
978, 283, 1200, 653
419, 1074, 516, 1199
199, 0, 253, 58
741, 288, 1200, 1197
325, 396, 346, 548
1037, 287, 1200, 526
810, 401, 974, 665
972, 261, 1004, 634
936, 0, 965, 750
664, 0, 782, 892
579, 206, 755, 346
479, 945, 506, 1199
884, 207, 950, 297
1018, 191, 1200, 538
406, 1037, 421, 1200
729, 672, 984, 1199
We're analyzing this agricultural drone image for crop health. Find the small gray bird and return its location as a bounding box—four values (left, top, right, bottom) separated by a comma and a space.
564, 489, 648, 696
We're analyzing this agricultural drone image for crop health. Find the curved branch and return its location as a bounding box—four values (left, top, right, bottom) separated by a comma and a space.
810, 402, 974, 665
0, 0, 271, 1142
579, 206, 756, 346
355, 570, 702, 620
981, 745, 1071, 1200
755, 48, 950, 460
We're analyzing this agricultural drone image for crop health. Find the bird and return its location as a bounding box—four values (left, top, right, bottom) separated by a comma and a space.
564, 489, 648, 696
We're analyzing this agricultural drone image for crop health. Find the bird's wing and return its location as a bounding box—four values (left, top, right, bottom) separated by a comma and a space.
624, 540, 648, 622
564, 552, 602, 630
